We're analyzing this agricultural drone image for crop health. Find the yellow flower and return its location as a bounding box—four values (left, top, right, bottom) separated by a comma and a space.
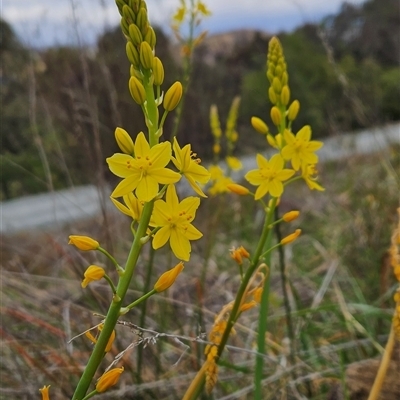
226, 156, 242, 171
110, 193, 143, 221
172, 138, 210, 197
96, 367, 124, 393
207, 165, 234, 195
197, 1, 211, 16
209, 176, 233, 196
282, 126, 323, 171
81, 265, 105, 288
107, 132, 181, 202
150, 185, 202, 261
245, 154, 295, 199
173, 6, 186, 24
301, 164, 324, 191
154, 262, 184, 292
209, 165, 224, 180
39, 385, 50, 400
68, 235, 99, 251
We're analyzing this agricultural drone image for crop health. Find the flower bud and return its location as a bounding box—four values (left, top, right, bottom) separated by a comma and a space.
136, 7, 148, 36
86, 324, 116, 352
254, 287, 263, 303
288, 100, 300, 121
154, 262, 184, 292
227, 183, 249, 195
270, 106, 282, 126
68, 235, 99, 251
129, 76, 146, 104
96, 367, 124, 393
275, 65, 283, 78
152, 57, 164, 86
130, 0, 140, 13
282, 210, 300, 222
281, 71, 289, 86
251, 116, 269, 134
266, 70, 274, 83
394, 265, 400, 281
240, 301, 257, 312
163, 81, 183, 111
120, 17, 129, 36
128, 23, 143, 46
269, 197, 280, 208
268, 87, 277, 104
126, 41, 140, 67
212, 143, 221, 154
210, 104, 222, 138
272, 77, 281, 94
81, 265, 105, 288
115, 0, 125, 15
238, 246, 250, 258
266, 134, 277, 148
115, 127, 134, 154
144, 26, 156, 49
281, 229, 302, 245
281, 85, 290, 106
122, 5, 135, 25
140, 41, 154, 70
98, 324, 116, 353
39, 385, 50, 400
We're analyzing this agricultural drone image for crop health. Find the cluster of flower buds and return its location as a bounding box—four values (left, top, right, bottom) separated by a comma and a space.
266, 37, 289, 108
267, 37, 300, 124
116, 0, 157, 70
115, 0, 169, 106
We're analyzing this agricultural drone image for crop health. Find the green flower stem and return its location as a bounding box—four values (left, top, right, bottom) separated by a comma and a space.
258, 242, 280, 262
274, 206, 297, 381
137, 246, 156, 383
98, 247, 123, 274
254, 197, 277, 398
81, 390, 97, 400
143, 70, 159, 146
183, 200, 277, 400
103, 274, 117, 295
121, 289, 156, 314
159, 110, 168, 131
72, 200, 154, 400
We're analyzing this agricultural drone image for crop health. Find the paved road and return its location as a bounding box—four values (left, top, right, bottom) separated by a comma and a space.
1, 123, 399, 234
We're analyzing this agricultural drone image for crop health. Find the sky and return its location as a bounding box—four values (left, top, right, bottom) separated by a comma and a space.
2, 0, 367, 48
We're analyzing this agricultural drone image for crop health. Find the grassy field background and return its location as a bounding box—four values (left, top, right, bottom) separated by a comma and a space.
2, 143, 399, 399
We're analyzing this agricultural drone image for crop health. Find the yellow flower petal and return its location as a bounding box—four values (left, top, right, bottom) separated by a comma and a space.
153, 225, 171, 249
134, 132, 150, 158
170, 229, 191, 261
